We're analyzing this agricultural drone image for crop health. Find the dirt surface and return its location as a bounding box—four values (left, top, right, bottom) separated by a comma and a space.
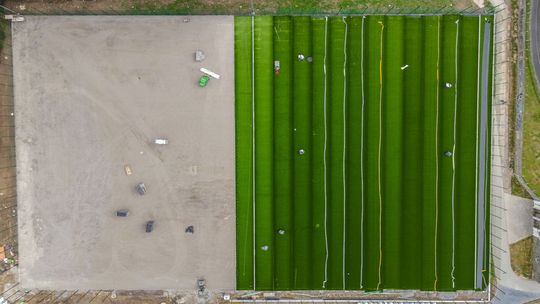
12, 16, 235, 291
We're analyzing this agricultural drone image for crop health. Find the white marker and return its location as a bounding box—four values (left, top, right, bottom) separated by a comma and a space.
401, 64, 409, 70
200, 68, 221, 79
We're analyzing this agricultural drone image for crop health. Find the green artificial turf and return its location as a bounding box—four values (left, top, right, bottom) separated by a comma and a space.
273, 16, 294, 290
234, 16, 254, 291
234, 14, 492, 291
292, 16, 313, 290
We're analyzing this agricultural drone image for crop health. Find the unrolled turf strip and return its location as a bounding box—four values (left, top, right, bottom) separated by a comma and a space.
420, 15, 439, 291
292, 16, 313, 290
311, 17, 327, 289
400, 15, 423, 290
253, 16, 274, 290
235, 16, 254, 291
273, 16, 293, 290
234, 15, 492, 291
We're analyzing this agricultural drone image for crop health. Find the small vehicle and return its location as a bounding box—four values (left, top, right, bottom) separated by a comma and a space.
116, 209, 129, 217
146, 220, 154, 233
136, 183, 147, 195
199, 75, 210, 87
154, 139, 168, 145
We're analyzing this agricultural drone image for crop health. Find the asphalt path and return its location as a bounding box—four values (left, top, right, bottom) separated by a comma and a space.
532, 0, 540, 90
476, 18, 491, 290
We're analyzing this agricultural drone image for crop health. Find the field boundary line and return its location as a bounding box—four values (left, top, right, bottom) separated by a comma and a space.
360, 15, 365, 290
452, 16, 460, 289
377, 19, 384, 291
323, 15, 329, 289
251, 15, 256, 290
474, 15, 481, 286
342, 16, 348, 290
434, 15, 441, 291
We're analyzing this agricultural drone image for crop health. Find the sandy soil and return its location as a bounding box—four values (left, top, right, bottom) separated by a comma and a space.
12, 16, 236, 291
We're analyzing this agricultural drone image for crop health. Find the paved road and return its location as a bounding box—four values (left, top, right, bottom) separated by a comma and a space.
532, 0, 540, 90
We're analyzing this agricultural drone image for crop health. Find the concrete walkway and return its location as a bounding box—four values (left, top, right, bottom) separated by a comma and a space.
505, 194, 534, 244
490, 0, 540, 302
497, 193, 539, 292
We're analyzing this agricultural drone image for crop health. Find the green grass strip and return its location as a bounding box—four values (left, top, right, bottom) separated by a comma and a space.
400, 15, 424, 290
454, 15, 480, 290
292, 16, 313, 290
421, 15, 439, 291
437, 14, 460, 291
327, 16, 346, 290
381, 16, 405, 289
235, 16, 254, 290
253, 16, 275, 290
273, 16, 293, 290
344, 16, 364, 290
363, 15, 385, 291
310, 16, 328, 289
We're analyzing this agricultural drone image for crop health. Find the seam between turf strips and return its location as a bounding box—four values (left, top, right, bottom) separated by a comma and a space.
360, 15, 365, 290
251, 15, 256, 290
377, 19, 384, 292
323, 16, 329, 290
341, 16, 348, 290
452, 17, 460, 290
434, 15, 441, 291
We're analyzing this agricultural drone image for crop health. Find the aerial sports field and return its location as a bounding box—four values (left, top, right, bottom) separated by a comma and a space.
235, 15, 493, 291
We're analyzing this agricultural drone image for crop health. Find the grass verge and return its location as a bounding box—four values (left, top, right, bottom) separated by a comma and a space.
521, 0, 540, 195
509, 236, 533, 279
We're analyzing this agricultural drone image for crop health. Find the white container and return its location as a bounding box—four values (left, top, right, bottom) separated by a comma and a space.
200, 68, 221, 79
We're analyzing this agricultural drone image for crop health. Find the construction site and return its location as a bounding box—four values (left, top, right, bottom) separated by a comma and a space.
0, 0, 538, 303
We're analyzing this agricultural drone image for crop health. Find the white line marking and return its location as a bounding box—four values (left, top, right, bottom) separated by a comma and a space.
377, 19, 384, 291
274, 25, 281, 41
475, 15, 481, 285
342, 16, 348, 290
360, 15, 366, 290
251, 15, 257, 290
451, 17, 460, 289
434, 15, 441, 291
323, 16, 329, 289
